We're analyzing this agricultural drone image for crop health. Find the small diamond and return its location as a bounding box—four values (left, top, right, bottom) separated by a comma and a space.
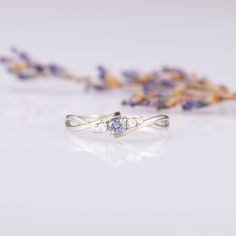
94, 122, 107, 133
127, 118, 137, 128
136, 116, 144, 125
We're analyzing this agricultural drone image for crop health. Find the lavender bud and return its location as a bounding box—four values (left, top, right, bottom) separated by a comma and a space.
34, 64, 45, 73
48, 64, 64, 74
154, 98, 167, 109
17, 73, 32, 79
194, 100, 208, 108
122, 70, 139, 82
141, 99, 150, 106
182, 100, 208, 110
182, 101, 195, 110
93, 84, 106, 91
97, 65, 107, 80
17, 70, 36, 79
160, 80, 176, 88
19, 52, 30, 63
11, 47, 30, 63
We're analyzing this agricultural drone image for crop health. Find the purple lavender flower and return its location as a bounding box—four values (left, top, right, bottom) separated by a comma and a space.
142, 80, 159, 94
160, 80, 176, 88
47, 64, 64, 75
34, 64, 45, 73
161, 66, 188, 81
141, 99, 151, 106
17, 71, 35, 79
143, 79, 175, 96
19, 52, 30, 62
122, 98, 138, 107
97, 65, 107, 80
182, 100, 208, 110
11, 47, 31, 63
92, 84, 106, 91
1, 47, 234, 112
162, 66, 174, 73
122, 70, 139, 82
153, 98, 168, 109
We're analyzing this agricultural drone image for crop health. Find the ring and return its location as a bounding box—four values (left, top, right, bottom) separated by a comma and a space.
65, 112, 169, 138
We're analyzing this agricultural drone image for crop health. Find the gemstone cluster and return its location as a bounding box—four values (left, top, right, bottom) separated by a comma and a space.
93, 115, 144, 137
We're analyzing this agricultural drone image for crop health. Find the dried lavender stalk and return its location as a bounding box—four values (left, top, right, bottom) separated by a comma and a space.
1, 47, 235, 110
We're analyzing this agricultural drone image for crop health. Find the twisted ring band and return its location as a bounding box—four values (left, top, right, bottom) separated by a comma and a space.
65, 112, 169, 138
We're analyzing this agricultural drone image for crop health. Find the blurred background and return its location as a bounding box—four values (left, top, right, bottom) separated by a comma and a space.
0, 0, 236, 235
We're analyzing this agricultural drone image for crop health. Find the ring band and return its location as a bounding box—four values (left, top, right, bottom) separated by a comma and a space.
65, 111, 169, 138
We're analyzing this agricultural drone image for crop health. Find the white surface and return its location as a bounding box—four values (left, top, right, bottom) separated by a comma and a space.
0, 1, 236, 235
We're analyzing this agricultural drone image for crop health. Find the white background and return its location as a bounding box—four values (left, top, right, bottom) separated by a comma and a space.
0, 0, 236, 235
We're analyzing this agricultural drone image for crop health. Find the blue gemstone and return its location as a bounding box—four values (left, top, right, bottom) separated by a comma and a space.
109, 118, 124, 134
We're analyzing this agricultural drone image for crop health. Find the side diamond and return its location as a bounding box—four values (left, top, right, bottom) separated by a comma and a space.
136, 116, 144, 125
94, 122, 107, 133
127, 118, 137, 128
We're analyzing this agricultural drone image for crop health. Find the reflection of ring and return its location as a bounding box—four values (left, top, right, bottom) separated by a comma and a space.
65, 111, 169, 138
67, 131, 168, 166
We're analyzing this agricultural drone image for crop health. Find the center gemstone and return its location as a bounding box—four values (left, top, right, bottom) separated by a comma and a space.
109, 118, 124, 135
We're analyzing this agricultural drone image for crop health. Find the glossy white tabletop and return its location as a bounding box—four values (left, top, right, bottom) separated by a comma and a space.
0, 1, 236, 235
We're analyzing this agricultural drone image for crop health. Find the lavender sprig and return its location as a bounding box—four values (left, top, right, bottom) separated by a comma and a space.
1, 47, 235, 111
